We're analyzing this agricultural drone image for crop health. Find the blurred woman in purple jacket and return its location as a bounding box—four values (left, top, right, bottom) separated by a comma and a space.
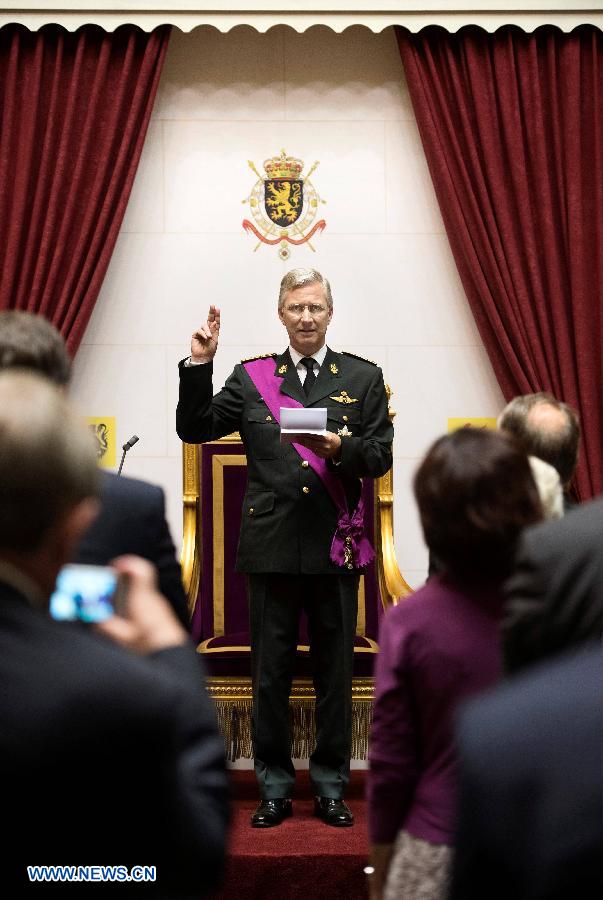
367, 428, 542, 900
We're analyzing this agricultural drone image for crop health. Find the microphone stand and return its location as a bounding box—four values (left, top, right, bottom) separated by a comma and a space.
117, 435, 139, 476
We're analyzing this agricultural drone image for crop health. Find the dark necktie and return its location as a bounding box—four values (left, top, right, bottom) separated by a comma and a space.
300, 357, 317, 396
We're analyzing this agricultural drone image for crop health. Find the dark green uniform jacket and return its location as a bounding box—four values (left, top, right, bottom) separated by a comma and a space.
177, 346, 393, 574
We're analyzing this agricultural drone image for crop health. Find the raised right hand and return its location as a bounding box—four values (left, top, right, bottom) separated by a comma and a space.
191, 304, 221, 362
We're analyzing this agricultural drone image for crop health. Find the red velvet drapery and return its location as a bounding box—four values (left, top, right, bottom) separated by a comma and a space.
0, 24, 170, 354
398, 26, 602, 500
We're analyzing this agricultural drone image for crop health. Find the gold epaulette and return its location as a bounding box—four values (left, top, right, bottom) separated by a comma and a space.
341, 350, 378, 366
240, 352, 277, 363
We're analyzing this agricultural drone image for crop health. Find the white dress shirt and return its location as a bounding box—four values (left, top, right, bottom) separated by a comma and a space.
288, 343, 327, 385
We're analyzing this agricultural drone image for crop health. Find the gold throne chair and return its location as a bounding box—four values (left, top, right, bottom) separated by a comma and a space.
181, 391, 410, 761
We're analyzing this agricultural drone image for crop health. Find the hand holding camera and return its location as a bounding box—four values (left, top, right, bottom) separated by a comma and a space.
50, 556, 188, 655
95, 555, 188, 654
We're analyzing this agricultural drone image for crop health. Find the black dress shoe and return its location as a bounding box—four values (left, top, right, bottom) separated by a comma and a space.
251, 798, 292, 828
314, 797, 354, 827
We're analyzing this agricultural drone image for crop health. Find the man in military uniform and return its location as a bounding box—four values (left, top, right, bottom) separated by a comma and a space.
177, 268, 393, 828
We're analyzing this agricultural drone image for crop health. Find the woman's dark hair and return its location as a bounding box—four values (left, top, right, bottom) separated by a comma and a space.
414, 428, 542, 581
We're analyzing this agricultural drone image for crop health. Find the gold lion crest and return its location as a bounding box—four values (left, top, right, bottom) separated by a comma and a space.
242, 149, 327, 260
90, 423, 109, 460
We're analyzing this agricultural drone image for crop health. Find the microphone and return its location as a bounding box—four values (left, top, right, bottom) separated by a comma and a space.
117, 435, 139, 476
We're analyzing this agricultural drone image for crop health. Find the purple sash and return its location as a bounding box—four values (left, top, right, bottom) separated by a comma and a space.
244, 357, 374, 569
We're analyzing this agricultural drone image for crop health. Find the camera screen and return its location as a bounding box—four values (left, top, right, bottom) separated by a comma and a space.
50, 565, 116, 623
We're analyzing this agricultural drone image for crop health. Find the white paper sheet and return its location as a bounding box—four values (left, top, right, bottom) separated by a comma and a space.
280, 407, 327, 444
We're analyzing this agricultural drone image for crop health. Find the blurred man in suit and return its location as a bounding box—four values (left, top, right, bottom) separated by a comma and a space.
497, 391, 595, 673
451, 645, 602, 900
454, 493, 603, 898
498, 391, 580, 504
0, 310, 190, 628
177, 268, 393, 827
0, 371, 228, 896
503, 496, 603, 673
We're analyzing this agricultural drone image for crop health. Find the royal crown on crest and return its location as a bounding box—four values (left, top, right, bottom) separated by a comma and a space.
263, 149, 303, 180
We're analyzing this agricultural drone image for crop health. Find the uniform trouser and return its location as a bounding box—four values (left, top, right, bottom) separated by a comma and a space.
248, 573, 359, 800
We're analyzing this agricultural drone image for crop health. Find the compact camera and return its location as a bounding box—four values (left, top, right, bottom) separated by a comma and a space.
49, 564, 126, 623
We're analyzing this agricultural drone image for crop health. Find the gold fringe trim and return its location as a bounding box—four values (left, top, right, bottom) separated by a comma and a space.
290, 700, 315, 759
213, 699, 373, 762
214, 700, 253, 761
351, 700, 373, 760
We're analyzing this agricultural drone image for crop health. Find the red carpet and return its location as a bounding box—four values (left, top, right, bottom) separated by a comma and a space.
214, 770, 369, 900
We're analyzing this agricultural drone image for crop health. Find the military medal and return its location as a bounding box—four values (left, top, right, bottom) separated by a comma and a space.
329, 390, 358, 404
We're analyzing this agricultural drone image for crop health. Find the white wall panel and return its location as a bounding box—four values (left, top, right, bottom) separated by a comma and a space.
120, 120, 165, 234
160, 234, 296, 345
387, 344, 505, 460
154, 26, 287, 121
82, 233, 167, 346
285, 232, 481, 348
385, 119, 446, 235
166, 345, 187, 460
283, 26, 412, 121
71, 345, 168, 458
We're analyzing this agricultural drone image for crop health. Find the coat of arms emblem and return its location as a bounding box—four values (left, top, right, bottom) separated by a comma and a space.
242, 149, 326, 260
91, 422, 109, 460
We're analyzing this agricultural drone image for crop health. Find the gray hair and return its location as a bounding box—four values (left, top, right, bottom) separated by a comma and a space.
0, 371, 100, 551
0, 311, 72, 385
497, 392, 580, 487
278, 268, 333, 310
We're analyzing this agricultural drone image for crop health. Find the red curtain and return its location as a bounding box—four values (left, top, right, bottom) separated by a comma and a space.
0, 24, 170, 354
397, 26, 602, 500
